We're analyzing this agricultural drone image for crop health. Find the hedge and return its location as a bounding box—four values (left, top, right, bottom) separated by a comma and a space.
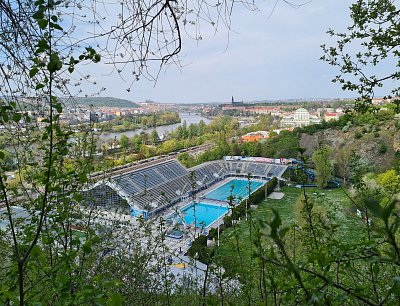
247, 177, 277, 205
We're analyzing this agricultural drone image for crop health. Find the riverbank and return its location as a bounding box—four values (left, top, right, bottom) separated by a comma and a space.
97, 113, 211, 141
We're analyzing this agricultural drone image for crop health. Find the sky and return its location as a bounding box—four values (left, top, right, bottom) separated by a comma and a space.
77, 0, 386, 104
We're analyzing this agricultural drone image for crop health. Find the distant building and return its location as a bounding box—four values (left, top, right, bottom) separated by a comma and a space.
241, 131, 269, 142
324, 112, 343, 122
249, 106, 282, 116
231, 96, 244, 106
273, 127, 294, 134
280, 108, 321, 128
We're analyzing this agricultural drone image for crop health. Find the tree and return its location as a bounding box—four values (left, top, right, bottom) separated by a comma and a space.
321, 0, 400, 112
188, 123, 198, 139
132, 135, 143, 152
0, 150, 15, 170
377, 169, 400, 195
150, 129, 159, 145
198, 120, 207, 136
120, 134, 131, 154
312, 145, 333, 188
334, 145, 353, 183
140, 131, 149, 145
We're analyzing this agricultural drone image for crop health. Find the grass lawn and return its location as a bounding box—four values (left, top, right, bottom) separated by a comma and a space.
216, 186, 367, 276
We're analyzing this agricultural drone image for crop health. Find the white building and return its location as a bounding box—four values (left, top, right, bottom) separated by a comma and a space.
280, 108, 321, 128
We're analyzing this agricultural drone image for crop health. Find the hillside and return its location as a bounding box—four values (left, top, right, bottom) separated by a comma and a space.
299, 118, 400, 174
64, 96, 139, 108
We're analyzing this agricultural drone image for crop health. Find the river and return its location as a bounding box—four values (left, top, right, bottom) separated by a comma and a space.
98, 113, 212, 140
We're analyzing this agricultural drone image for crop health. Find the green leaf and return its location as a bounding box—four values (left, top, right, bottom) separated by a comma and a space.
35, 38, 49, 53
32, 11, 44, 20
38, 19, 48, 30
82, 242, 92, 254
47, 54, 62, 73
94, 54, 101, 63
29, 67, 39, 78
269, 209, 282, 238
78, 173, 87, 183
54, 102, 62, 114
13, 113, 21, 122
50, 22, 63, 31
2, 113, 9, 122
91, 235, 100, 244
35, 83, 45, 90
382, 200, 395, 220
73, 193, 83, 202
0, 151, 5, 159
365, 199, 383, 219
31, 245, 42, 257
110, 293, 123, 306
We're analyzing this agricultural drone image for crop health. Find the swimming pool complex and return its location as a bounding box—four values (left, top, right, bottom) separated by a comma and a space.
204, 179, 265, 202
169, 179, 265, 229
179, 202, 229, 227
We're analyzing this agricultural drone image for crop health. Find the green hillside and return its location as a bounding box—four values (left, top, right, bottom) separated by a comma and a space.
64, 97, 139, 108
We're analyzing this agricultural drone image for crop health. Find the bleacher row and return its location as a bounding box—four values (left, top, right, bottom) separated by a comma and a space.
97, 159, 287, 214
112, 160, 188, 194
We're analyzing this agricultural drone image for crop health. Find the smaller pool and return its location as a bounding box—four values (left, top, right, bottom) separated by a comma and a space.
179, 202, 228, 228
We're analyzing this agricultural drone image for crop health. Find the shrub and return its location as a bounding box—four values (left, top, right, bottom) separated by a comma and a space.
223, 215, 232, 228
378, 142, 388, 154
355, 132, 362, 139
266, 177, 278, 195
208, 228, 218, 240
187, 235, 209, 263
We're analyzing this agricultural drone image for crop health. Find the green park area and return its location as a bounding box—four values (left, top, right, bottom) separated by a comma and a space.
215, 186, 367, 277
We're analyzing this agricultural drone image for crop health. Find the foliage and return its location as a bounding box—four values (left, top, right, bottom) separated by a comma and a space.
2, 0, 400, 304
295, 113, 352, 135
377, 169, 400, 194
99, 111, 180, 133
247, 177, 277, 205
217, 183, 400, 304
378, 140, 388, 154
187, 235, 210, 264
312, 145, 333, 188
321, 0, 400, 112
63, 97, 139, 108
264, 130, 300, 158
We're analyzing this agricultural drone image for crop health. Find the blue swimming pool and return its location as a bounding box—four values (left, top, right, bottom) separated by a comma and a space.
204, 179, 265, 202
180, 202, 229, 227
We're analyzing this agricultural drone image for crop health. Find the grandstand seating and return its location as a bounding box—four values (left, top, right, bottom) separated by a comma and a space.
85, 159, 288, 216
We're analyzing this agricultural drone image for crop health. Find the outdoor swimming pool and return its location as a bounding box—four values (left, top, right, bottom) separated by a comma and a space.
204, 179, 265, 202
179, 202, 229, 228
